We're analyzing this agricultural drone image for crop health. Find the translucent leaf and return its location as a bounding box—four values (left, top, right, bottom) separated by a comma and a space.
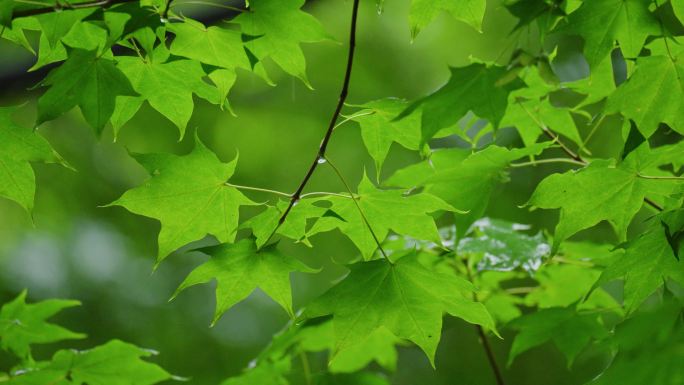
109, 138, 256, 262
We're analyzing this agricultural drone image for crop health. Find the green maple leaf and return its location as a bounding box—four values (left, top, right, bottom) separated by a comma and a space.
386, 144, 549, 238
399, 63, 523, 143
168, 19, 250, 71
508, 306, 608, 366
558, 0, 659, 67
409, 0, 486, 37
9, 340, 171, 385
241, 198, 329, 248
172, 239, 316, 324
305, 252, 495, 366
112, 50, 222, 138
593, 223, 684, 313
527, 159, 682, 250
308, 174, 457, 260
351, 98, 422, 179
109, 139, 256, 263
607, 54, 684, 137
0, 290, 84, 360
232, 0, 332, 86
35, 9, 93, 49
30, 10, 101, 71
37, 48, 137, 132
0, 106, 64, 213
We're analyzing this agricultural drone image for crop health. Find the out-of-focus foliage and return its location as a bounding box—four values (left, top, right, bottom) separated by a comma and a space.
0, 292, 172, 384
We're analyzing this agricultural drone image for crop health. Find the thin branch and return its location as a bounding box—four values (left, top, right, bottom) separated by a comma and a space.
225, 183, 292, 198
333, 110, 376, 131
262, 0, 361, 246
299, 350, 312, 385
225, 182, 355, 200
161, 0, 174, 20
644, 197, 664, 211
504, 287, 536, 295
464, 262, 506, 385
510, 158, 586, 168
551, 256, 594, 267
299, 191, 355, 199
12, 0, 138, 18
170, 0, 246, 12
518, 102, 583, 163
325, 157, 390, 263
637, 174, 684, 180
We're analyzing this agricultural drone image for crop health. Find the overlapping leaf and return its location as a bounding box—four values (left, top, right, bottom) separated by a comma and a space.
308, 174, 457, 260
232, 0, 331, 85
173, 239, 316, 324
559, 0, 659, 67
351, 98, 422, 178
589, 301, 684, 385
508, 306, 608, 366
386, 144, 549, 237
528, 158, 682, 250
242, 198, 329, 248
37, 48, 137, 132
607, 54, 684, 137
168, 19, 250, 71
593, 223, 684, 313
399, 63, 523, 143
305, 252, 495, 366
112, 49, 222, 137
409, 0, 486, 36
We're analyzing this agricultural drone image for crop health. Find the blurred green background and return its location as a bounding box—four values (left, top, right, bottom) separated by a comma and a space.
0, 0, 629, 384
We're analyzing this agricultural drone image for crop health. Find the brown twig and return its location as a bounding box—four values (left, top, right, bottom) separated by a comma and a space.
262, 0, 361, 245
464, 261, 506, 385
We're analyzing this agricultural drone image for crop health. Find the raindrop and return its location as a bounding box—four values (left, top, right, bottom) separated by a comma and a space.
316, 157, 327, 164
160, 17, 169, 24
376, 0, 384, 15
